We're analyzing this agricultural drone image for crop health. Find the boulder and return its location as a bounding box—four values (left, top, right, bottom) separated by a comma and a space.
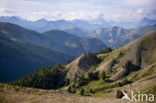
116, 90, 124, 98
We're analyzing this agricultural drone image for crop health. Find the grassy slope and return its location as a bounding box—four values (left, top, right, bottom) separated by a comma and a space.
67, 31, 156, 97
0, 31, 156, 103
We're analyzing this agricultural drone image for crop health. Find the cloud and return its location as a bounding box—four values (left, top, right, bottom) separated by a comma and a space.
124, 0, 156, 7
0, 0, 155, 21
0, 8, 19, 16
0, 8, 16, 14
136, 9, 145, 14
24, 11, 101, 21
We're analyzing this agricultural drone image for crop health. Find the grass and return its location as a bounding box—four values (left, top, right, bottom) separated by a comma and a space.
77, 79, 119, 97
0, 84, 7, 103
128, 63, 156, 82
0, 97, 6, 103
145, 85, 156, 95
74, 47, 133, 97
106, 72, 115, 78
99, 47, 130, 67
0, 87, 5, 93
31, 100, 40, 103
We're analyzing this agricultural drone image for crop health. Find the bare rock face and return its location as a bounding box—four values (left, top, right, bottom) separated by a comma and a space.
78, 52, 101, 70
66, 52, 100, 81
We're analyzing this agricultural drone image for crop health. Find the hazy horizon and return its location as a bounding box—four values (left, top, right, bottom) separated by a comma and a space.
0, 0, 156, 22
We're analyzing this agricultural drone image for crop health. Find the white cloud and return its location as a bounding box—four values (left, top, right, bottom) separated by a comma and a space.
0, 8, 19, 16
124, 0, 155, 7
136, 9, 144, 14
0, 0, 155, 21
24, 11, 101, 21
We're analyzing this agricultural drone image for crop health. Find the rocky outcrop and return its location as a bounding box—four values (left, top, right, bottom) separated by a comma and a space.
78, 52, 101, 70
66, 52, 100, 81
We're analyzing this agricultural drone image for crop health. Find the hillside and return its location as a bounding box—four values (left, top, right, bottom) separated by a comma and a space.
65, 31, 156, 97
43, 30, 106, 56
0, 22, 106, 82
0, 22, 46, 45
0, 22, 106, 57
0, 37, 73, 82
0, 83, 132, 103
1, 17, 156, 50
65, 27, 86, 37
1, 31, 155, 103
66, 52, 101, 81
10, 31, 156, 102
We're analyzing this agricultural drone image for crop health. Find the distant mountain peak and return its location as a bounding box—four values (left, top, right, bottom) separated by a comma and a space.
138, 17, 156, 27
140, 17, 156, 23
68, 27, 80, 30
35, 18, 48, 22
111, 26, 121, 29
142, 17, 151, 21
65, 27, 86, 37
0, 16, 25, 21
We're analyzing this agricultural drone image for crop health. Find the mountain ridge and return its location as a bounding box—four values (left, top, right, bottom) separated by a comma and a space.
88, 24, 156, 48
1, 16, 156, 33
0, 22, 106, 82
10, 31, 156, 95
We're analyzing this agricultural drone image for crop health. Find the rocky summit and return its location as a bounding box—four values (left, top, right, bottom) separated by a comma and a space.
78, 52, 101, 70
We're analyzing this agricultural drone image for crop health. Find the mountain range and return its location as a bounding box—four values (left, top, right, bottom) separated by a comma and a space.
63, 30, 156, 97
0, 16, 99, 32
88, 24, 156, 48
0, 16, 156, 83
0, 16, 156, 33
1, 16, 156, 49
0, 22, 106, 82
9, 31, 156, 100
0, 15, 156, 103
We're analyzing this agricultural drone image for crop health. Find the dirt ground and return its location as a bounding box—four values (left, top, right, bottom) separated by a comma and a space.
0, 84, 137, 103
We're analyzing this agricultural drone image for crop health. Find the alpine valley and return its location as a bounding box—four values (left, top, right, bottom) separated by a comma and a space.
0, 16, 156, 103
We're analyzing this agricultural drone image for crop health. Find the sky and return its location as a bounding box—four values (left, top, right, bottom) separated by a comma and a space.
0, 0, 156, 21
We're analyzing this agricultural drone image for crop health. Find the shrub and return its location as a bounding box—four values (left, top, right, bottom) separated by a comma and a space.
96, 47, 112, 54
118, 82, 122, 87
124, 60, 140, 75
80, 88, 85, 95
66, 79, 70, 86
89, 88, 94, 93
101, 71, 106, 80
67, 86, 72, 93
88, 72, 99, 80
